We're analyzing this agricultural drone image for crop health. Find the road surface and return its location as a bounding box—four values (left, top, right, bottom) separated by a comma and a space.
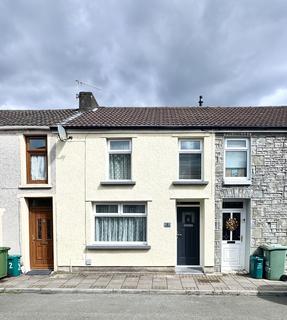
0, 293, 286, 319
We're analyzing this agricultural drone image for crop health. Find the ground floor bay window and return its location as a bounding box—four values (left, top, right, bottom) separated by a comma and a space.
93, 203, 147, 247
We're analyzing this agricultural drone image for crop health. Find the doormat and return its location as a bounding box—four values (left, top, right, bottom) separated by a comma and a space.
26, 270, 52, 276
197, 277, 221, 283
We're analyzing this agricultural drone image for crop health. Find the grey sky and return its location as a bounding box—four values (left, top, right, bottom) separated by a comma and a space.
1, 0, 287, 109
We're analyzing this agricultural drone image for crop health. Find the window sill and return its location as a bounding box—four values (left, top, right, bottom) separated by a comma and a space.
223, 180, 251, 186
86, 245, 150, 250
172, 180, 209, 186
100, 181, 136, 186
18, 184, 52, 189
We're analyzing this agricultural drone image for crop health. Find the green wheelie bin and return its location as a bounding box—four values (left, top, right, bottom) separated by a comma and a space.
7, 255, 21, 277
0, 247, 10, 278
250, 256, 263, 279
260, 244, 287, 280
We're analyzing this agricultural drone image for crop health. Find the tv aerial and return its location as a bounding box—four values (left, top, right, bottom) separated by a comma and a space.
75, 80, 102, 91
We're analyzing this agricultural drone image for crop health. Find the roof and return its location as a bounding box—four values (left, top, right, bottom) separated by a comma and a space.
0, 109, 78, 127
1, 106, 287, 130
63, 106, 287, 130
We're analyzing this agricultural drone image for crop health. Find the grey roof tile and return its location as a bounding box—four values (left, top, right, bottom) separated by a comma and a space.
0, 109, 78, 126
64, 106, 287, 129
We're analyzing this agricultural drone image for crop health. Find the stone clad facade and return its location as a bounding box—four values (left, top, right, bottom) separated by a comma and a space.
215, 132, 287, 272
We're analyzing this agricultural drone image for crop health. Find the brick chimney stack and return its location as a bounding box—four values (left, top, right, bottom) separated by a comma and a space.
78, 92, 98, 111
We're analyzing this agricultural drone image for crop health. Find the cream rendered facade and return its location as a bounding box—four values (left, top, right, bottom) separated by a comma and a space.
55, 130, 215, 272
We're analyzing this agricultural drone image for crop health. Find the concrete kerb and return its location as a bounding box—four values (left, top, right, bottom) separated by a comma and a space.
0, 287, 286, 296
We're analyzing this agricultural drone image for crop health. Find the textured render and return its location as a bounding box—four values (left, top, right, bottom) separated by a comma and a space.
56, 132, 215, 270
0, 133, 21, 253
0, 132, 56, 263
215, 133, 287, 272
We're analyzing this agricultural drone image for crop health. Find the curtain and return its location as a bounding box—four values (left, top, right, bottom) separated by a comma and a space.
31, 155, 47, 180
109, 154, 131, 180
95, 217, 146, 242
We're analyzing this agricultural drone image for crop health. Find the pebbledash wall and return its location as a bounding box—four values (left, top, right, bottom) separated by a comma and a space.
215, 132, 287, 272
0, 132, 21, 253
0, 131, 56, 268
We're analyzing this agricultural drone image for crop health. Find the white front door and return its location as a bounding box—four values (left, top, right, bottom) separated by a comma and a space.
221, 210, 246, 271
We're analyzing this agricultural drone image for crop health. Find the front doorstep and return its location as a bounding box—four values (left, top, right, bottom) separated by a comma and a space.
203, 266, 215, 273
176, 266, 203, 274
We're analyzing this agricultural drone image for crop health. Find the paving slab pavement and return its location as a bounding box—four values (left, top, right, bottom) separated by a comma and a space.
0, 272, 287, 296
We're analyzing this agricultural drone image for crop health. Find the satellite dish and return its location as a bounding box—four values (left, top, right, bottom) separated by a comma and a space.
57, 125, 68, 141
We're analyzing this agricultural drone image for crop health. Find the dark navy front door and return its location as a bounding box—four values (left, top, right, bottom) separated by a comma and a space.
177, 207, 200, 265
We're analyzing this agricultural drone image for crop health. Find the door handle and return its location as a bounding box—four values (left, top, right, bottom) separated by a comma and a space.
240, 235, 243, 242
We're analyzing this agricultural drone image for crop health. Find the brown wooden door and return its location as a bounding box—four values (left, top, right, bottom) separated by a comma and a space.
29, 207, 53, 269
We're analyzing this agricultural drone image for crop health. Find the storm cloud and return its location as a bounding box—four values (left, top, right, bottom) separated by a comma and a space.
0, 0, 287, 109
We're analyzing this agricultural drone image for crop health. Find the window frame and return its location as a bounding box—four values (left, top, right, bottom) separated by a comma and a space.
224, 138, 250, 184
92, 202, 147, 246
178, 139, 203, 181
25, 136, 48, 184
107, 139, 132, 181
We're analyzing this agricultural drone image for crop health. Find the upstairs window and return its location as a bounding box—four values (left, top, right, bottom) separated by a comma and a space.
108, 140, 131, 180
26, 137, 48, 184
179, 139, 202, 180
224, 138, 250, 182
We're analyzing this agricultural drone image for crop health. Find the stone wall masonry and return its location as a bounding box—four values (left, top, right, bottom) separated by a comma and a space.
215, 133, 287, 272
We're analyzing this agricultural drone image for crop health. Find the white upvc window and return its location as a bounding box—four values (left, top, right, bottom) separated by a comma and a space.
108, 139, 132, 180
93, 203, 147, 245
179, 139, 203, 180
224, 138, 250, 183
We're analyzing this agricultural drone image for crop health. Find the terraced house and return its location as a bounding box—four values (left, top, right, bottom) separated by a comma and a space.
0, 109, 78, 271
0, 94, 287, 274
213, 108, 287, 272
53, 98, 216, 273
